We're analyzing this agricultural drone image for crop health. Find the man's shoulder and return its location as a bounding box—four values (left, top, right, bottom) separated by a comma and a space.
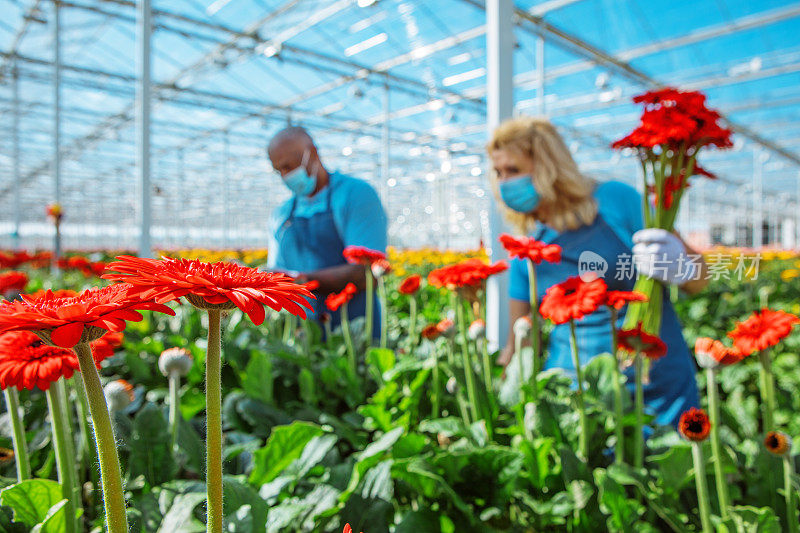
333, 172, 378, 194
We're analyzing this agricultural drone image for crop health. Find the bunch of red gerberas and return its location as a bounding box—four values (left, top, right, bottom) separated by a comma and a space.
612, 88, 733, 358
0, 257, 315, 533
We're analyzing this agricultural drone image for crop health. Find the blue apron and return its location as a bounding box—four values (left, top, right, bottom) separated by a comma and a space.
274, 176, 381, 337
532, 214, 699, 428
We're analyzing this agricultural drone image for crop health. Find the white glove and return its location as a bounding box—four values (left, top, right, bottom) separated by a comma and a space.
632, 228, 697, 285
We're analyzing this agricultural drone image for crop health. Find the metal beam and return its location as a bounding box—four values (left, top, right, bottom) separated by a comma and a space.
137, 0, 152, 256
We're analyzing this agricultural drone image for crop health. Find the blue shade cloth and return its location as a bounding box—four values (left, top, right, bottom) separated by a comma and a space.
267, 171, 387, 336
506, 180, 698, 428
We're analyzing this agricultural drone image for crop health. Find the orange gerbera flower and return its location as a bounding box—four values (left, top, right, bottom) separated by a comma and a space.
617, 322, 667, 359
428, 259, 507, 289
605, 290, 648, 310
398, 274, 422, 295
499, 234, 561, 264
0, 271, 28, 297
727, 309, 799, 355
0, 284, 174, 348
0, 331, 79, 390
325, 283, 357, 312
539, 276, 607, 325
693, 337, 744, 368
103, 256, 314, 323
343, 246, 386, 265
420, 323, 440, 341
679, 408, 711, 441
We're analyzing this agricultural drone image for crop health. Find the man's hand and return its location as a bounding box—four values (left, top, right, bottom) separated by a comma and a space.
632, 228, 696, 286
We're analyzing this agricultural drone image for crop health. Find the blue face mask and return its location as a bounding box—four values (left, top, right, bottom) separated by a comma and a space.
283, 151, 316, 197
499, 174, 540, 213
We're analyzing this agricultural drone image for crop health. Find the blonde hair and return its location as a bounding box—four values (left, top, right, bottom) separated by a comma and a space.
487, 117, 597, 233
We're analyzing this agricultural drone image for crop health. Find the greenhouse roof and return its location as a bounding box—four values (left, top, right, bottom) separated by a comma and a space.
1, 0, 799, 250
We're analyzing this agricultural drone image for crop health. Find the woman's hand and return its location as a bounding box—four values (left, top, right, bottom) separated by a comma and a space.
632, 228, 709, 294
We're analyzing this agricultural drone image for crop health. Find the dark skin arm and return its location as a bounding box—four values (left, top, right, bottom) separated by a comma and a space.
295, 263, 368, 294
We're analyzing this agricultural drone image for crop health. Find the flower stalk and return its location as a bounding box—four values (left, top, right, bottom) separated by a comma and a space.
757, 349, 776, 431
378, 275, 388, 349
784, 455, 798, 533
705, 367, 730, 519
691, 441, 713, 533
526, 260, 541, 400
74, 341, 128, 533
568, 320, 589, 460
45, 380, 79, 533
408, 297, 418, 348
341, 302, 357, 380
634, 351, 645, 469
205, 309, 224, 533
609, 308, 625, 466
364, 267, 374, 348
3, 388, 30, 481
168, 372, 181, 452
456, 298, 481, 426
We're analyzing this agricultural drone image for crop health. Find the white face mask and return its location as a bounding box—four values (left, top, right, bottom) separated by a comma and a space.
282, 150, 316, 196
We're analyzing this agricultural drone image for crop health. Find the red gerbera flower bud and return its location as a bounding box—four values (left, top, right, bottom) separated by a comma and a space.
617, 322, 667, 359
499, 234, 562, 264
727, 309, 799, 356
539, 276, 607, 325
679, 408, 711, 442
764, 431, 792, 456
420, 323, 441, 341
325, 283, 357, 312
693, 337, 744, 369
342, 246, 386, 266
103, 256, 314, 323
371, 259, 391, 278
398, 274, 422, 295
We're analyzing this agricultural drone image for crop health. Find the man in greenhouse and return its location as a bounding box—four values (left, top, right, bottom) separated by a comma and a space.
267, 126, 386, 337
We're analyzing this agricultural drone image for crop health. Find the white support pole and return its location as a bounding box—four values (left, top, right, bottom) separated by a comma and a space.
486, 0, 513, 351
12, 57, 21, 250
223, 131, 230, 248
536, 35, 545, 115
137, 0, 152, 257
753, 148, 763, 248
382, 80, 390, 216
53, 1, 62, 258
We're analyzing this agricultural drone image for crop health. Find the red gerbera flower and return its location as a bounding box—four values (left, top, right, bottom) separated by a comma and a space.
325, 283, 357, 312
0, 271, 28, 296
693, 337, 744, 368
343, 246, 386, 266
428, 259, 507, 289
0, 284, 174, 348
617, 322, 667, 359
679, 408, 711, 442
0, 331, 79, 390
46, 203, 63, 223
398, 274, 422, 295
103, 256, 314, 323
499, 234, 561, 264
303, 279, 320, 292
420, 323, 440, 341
605, 290, 648, 310
727, 309, 799, 356
343, 524, 362, 533
539, 276, 607, 325
91, 331, 124, 363
27, 289, 78, 300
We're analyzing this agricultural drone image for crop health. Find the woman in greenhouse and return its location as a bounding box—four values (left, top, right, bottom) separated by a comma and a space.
488, 117, 708, 427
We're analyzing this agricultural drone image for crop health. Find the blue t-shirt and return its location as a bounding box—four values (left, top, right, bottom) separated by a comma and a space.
509, 180, 643, 301
267, 171, 388, 271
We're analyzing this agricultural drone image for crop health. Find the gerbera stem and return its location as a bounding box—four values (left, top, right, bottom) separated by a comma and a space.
514, 332, 525, 431
634, 352, 645, 470
480, 338, 494, 411
364, 266, 374, 348
431, 345, 440, 418
3, 388, 31, 480
169, 372, 181, 453
74, 342, 128, 533
609, 309, 625, 466
408, 297, 418, 349
456, 297, 481, 425
526, 260, 540, 401
205, 309, 224, 533
784, 455, 799, 533
73, 375, 100, 508
691, 441, 713, 533
378, 276, 388, 349
45, 380, 78, 533
568, 320, 589, 460
757, 349, 776, 431
706, 367, 730, 520
341, 302, 357, 380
